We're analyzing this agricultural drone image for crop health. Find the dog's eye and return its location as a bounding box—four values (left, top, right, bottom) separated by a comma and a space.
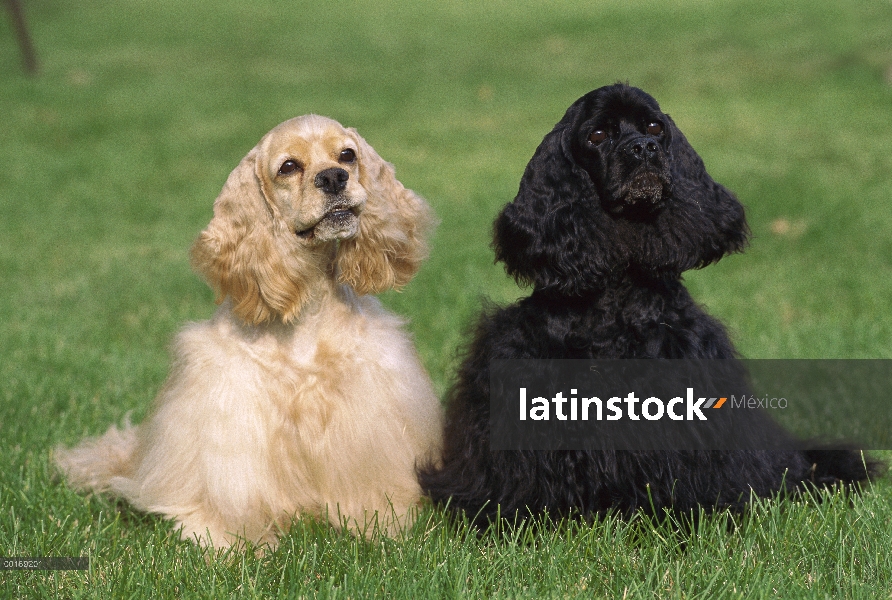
646, 122, 664, 135
278, 160, 302, 176
339, 148, 356, 163
588, 130, 608, 145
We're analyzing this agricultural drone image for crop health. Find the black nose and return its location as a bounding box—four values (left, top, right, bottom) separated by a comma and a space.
314, 167, 349, 194
624, 137, 660, 162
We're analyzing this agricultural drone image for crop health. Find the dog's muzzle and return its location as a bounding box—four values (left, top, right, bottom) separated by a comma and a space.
613, 136, 670, 213
296, 201, 363, 242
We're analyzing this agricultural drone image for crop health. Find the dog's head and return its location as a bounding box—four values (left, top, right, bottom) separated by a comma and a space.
569, 85, 673, 218
494, 83, 749, 295
258, 116, 369, 244
191, 115, 434, 324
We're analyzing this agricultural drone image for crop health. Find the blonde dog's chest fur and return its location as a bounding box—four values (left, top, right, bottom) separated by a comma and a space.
109, 284, 440, 546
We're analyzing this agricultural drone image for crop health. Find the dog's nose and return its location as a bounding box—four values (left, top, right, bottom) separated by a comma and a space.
314, 168, 349, 194
624, 137, 660, 162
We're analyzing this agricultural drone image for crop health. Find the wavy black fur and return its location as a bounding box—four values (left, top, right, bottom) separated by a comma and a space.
419, 83, 881, 525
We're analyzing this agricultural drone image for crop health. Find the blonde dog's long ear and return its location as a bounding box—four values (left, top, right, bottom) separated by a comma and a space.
336, 131, 435, 294
190, 149, 316, 324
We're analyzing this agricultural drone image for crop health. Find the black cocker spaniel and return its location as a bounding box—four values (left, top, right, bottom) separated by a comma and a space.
419, 83, 880, 525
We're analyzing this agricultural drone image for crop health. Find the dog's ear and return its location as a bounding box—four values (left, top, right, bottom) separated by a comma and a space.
665, 115, 750, 269
493, 122, 621, 294
335, 130, 435, 294
190, 148, 316, 324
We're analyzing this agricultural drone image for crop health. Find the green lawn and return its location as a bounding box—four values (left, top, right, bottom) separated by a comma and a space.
2, 0, 892, 597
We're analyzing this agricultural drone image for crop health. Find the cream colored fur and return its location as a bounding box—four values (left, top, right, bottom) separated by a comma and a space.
55, 115, 442, 549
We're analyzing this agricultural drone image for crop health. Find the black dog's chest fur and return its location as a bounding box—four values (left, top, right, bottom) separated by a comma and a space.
506, 279, 734, 360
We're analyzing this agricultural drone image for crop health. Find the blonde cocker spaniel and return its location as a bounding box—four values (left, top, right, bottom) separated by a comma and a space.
55, 115, 443, 549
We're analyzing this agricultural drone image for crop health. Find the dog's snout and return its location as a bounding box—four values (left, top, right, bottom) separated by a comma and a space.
314, 168, 349, 194
624, 137, 660, 162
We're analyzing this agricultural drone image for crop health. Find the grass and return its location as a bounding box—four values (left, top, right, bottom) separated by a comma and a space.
2, 0, 892, 596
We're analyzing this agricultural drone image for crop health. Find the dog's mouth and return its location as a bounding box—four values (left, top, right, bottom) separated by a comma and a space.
606, 171, 671, 218
296, 205, 361, 241
624, 172, 665, 204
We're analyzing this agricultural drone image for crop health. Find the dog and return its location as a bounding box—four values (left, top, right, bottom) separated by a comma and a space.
418, 84, 880, 525
55, 115, 443, 548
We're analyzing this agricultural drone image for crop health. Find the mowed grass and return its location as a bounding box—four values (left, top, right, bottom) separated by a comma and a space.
2, 0, 892, 597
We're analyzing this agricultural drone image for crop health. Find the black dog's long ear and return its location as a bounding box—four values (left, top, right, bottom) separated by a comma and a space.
664, 115, 750, 269
493, 123, 622, 294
